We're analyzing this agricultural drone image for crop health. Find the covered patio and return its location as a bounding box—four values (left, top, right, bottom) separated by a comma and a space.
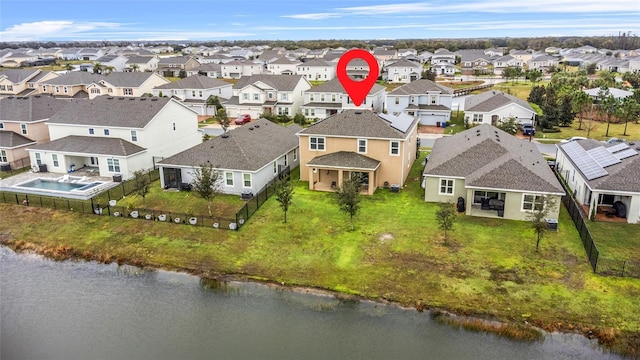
306, 151, 380, 195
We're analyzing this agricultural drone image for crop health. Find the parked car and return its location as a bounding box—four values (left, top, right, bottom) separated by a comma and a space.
560, 136, 587, 143
521, 124, 535, 136
235, 114, 251, 125
604, 138, 626, 144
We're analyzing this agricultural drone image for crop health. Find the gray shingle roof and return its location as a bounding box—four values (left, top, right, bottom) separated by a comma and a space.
125, 56, 156, 64
298, 59, 331, 67
233, 75, 306, 91
0, 130, 36, 148
43, 72, 102, 86
29, 71, 55, 82
192, 63, 221, 72
298, 109, 416, 139
158, 118, 300, 172
387, 79, 453, 96
307, 78, 385, 94
0, 95, 70, 122
158, 56, 193, 65
465, 90, 533, 113
424, 124, 564, 194
558, 139, 640, 193
100, 72, 162, 87
154, 75, 230, 90
47, 96, 173, 128
27, 135, 145, 156
307, 151, 381, 170
387, 59, 421, 68
0, 69, 40, 83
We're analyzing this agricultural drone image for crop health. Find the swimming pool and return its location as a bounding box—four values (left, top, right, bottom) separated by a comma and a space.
10, 176, 111, 200
19, 178, 102, 192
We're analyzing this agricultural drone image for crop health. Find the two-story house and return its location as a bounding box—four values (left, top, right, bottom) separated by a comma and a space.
87, 72, 170, 99
0, 69, 58, 98
295, 59, 336, 81
300, 78, 386, 120
124, 55, 159, 72
39, 72, 103, 98
384, 59, 422, 83
223, 75, 312, 119
297, 109, 418, 195
266, 57, 301, 75
430, 48, 457, 76
157, 56, 201, 77
385, 80, 453, 125
0, 95, 69, 169
152, 75, 232, 116
94, 55, 129, 72
220, 60, 264, 79
526, 55, 560, 73
493, 55, 523, 75
187, 63, 222, 78
456, 50, 494, 75
26, 96, 201, 181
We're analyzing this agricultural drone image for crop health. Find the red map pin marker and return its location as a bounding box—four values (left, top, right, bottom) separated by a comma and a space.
336, 49, 380, 107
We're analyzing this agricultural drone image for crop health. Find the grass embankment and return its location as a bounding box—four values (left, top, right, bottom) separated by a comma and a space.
1, 155, 639, 356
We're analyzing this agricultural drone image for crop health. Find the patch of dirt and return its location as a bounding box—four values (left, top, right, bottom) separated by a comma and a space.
489, 267, 524, 284
418, 125, 444, 134
379, 233, 394, 243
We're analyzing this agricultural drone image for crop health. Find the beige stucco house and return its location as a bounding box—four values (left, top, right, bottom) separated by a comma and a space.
423, 124, 565, 221
297, 109, 419, 195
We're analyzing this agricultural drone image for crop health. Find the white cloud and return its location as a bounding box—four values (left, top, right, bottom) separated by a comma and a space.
0, 20, 120, 41
282, 13, 341, 20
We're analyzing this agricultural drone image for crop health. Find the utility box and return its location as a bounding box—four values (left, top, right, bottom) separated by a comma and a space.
545, 218, 558, 231
112, 174, 122, 182
241, 191, 253, 200
390, 184, 400, 193
39, 163, 48, 172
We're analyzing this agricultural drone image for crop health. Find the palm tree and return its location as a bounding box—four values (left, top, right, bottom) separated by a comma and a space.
129, 63, 140, 72
92, 62, 103, 74
103, 65, 115, 75
571, 90, 592, 131
618, 97, 640, 136
597, 87, 618, 138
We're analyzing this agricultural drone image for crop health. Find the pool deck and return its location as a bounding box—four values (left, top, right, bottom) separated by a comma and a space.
0, 168, 116, 200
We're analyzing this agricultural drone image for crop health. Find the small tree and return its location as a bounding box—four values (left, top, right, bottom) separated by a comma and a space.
597, 88, 618, 137
336, 174, 363, 230
190, 164, 222, 216
526, 195, 558, 251
617, 97, 640, 136
571, 90, 592, 131
435, 201, 456, 244
274, 177, 294, 223
132, 169, 151, 203
178, 69, 187, 79
216, 108, 229, 132
293, 112, 306, 126
526, 70, 542, 86
497, 116, 518, 135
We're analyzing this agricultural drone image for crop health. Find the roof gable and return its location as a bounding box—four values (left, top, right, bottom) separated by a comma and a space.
298, 109, 415, 139
387, 79, 453, 96
465, 90, 533, 113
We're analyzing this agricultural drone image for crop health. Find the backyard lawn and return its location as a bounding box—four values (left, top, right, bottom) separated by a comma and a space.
1, 153, 640, 355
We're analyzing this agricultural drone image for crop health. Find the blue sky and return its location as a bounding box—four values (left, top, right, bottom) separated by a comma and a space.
1, 0, 639, 42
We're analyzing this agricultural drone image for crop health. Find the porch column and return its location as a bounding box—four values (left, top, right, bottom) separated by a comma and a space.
368, 171, 374, 195
337, 170, 344, 189
310, 167, 317, 190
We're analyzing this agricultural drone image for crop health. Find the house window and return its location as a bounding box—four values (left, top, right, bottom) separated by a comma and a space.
104, 129, 110, 136
52, 154, 59, 167
430, 95, 437, 104
253, 93, 260, 101
35, 153, 41, 165
243, 173, 251, 188
172, 122, 176, 131
89, 128, 94, 135
7, 85, 12, 91
42, 85, 47, 92
225, 172, 233, 186
131, 130, 138, 142
320, 94, 325, 102
284, 154, 288, 167
243, 93, 249, 100
331, 94, 336, 102
0, 85, 5, 91
357, 139, 367, 154
394, 97, 399, 105
124, 88, 133, 95
473, 191, 505, 204
278, 107, 290, 115
0, 150, 7, 163
472, 114, 483, 123
91, 88, 100, 94
20, 123, 27, 135
63, 86, 68, 94
281, 93, 288, 101
0, 122, 4, 129
390, 141, 400, 155
522, 194, 544, 211
107, 159, 120, 173
273, 162, 277, 174
439, 178, 454, 195
55, 86, 60, 93
199, 91, 203, 97
309, 137, 325, 151
293, 149, 297, 161
268, 92, 274, 99
192, 90, 196, 97
309, 94, 314, 101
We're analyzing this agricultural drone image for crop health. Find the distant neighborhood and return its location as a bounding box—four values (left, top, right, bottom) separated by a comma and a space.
1, 41, 639, 227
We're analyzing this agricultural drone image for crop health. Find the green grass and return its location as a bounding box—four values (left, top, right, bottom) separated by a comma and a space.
587, 221, 640, 261
2, 153, 640, 356
538, 121, 640, 141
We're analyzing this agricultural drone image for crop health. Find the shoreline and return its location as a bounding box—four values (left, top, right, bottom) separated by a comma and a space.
2, 238, 634, 358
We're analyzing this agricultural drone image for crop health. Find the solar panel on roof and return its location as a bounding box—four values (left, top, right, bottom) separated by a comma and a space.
587, 146, 621, 168
606, 143, 629, 153
614, 148, 638, 160
562, 141, 609, 180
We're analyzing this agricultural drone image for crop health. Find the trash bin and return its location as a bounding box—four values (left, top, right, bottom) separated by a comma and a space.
442, 122, 447, 128
545, 218, 558, 230
436, 121, 441, 127
39, 163, 48, 172
112, 174, 122, 182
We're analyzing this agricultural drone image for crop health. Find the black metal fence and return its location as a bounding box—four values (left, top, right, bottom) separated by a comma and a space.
100, 169, 161, 200
556, 171, 640, 279
234, 166, 290, 229
562, 195, 599, 272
